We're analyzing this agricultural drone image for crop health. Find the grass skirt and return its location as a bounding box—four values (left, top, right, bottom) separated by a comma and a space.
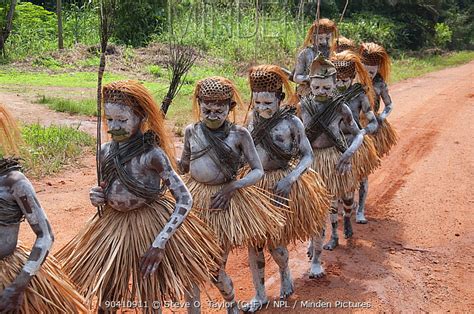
56, 194, 222, 308
352, 136, 381, 180
244, 167, 330, 248
184, 176, 287, 249
370, 119, 398, 158
311, 146, 359, 198
0, 244, 87, 313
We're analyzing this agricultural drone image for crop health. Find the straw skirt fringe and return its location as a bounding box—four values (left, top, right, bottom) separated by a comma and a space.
248, 167, 330, 248
352, 136, 381, 180
311, 146, 359, 198
185, 176, 287, 249
0, 244, 87, 314
370, 119, 398, 158
56, 194, 222, 308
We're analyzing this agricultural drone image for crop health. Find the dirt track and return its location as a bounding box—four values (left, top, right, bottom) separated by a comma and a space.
10, 61, 474, 312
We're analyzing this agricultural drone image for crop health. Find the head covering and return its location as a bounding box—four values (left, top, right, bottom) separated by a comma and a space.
0, 104, 22, 156
303, 18, 338, 48
359, 42, 391, 82
309, 54, 337, 79
332, 50, 375, 108
102, 80, 176, 166
248, 64, 297, 106
335, 36, 356, 53
192, 76, 243, 122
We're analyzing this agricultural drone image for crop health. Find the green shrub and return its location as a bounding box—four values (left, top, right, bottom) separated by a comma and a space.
0, 2, 99, 60
434, 23, 452, 49
338, 13, 399, 50
113, 0, 167, 47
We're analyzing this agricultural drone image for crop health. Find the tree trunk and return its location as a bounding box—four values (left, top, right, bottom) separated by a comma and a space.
57, 0, 64, 49
0, 0, 17, 55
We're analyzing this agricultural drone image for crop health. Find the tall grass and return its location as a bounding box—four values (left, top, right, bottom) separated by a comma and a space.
36, 95, 97, 116
21, 124, 94, 177
159, 3, 308, 64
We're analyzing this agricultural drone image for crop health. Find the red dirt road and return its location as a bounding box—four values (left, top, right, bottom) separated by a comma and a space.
16, 61, 474, 312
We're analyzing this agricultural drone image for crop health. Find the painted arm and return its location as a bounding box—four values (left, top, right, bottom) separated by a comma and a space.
275, 117, 313, 197
379, 82, 393, 121
234, 126, 264, 188
210, 126, 263, 210
140, 147, 193, 277
360, 93, 378, 134
294, 50, 310, 85
177, 125, 192, 174
297, 102, 310, 127
0, 173, 54, 311
90, 143, 109, 207
337, 104, 363, 174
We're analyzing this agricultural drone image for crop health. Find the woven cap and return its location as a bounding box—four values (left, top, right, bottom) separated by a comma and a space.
361, 49, 382, 66
197, 77, 233, 101
333, 60, 356, 79
249, 70, 283, 93
103, 88, 136, 106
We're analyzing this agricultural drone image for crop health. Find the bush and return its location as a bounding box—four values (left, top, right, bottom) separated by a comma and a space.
3, 2, 57, 59
0, 2, 99, 60
113, 0, 167, 47
434, 23, 452, 49
338, 13, 400, 50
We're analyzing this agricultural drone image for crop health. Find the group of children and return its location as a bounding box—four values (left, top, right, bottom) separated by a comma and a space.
0, 17, 397, 314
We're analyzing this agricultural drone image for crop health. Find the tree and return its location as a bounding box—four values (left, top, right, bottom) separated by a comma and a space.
57, 0, 63, 49
0, 0, 17, 55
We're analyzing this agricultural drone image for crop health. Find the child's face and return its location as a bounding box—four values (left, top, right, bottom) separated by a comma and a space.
199, 100, 231, 129
104, 102, 142, 142
253, 91, 280, 119
310, 76, 336, 101
336, 76, 353, 92
364, 64, 379, 79
313, 32, 333, 49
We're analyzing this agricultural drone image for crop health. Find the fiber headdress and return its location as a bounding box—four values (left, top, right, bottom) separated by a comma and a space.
0, 103, 21, 156
192, 76, 243, 122
332, 50, 375, 107
102, 80, 176, 166
303, 18, 338, 48
248, 65, 298, 106
360, 42, 391, 82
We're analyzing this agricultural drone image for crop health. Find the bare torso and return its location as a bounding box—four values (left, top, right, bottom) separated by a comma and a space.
186, 123, 248, 185
101, 143, 163, 211
247, 115, 300, 171
299, 99, 348, 149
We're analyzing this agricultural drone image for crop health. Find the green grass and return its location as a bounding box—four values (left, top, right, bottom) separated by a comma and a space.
20, 123, 94, 177
391, 51, 474, 83
0, 71, 126, 88
36, 95, 97, 116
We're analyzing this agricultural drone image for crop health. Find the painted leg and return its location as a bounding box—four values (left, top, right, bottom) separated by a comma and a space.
323, 201, 339, 250
357, 178, 369, 224
185, 283, 201, 314
309, 232, 325, 278
342, 196, 354, 239
270, 246, 294, 299
307, 238, 314, 260
211, 247, 239, 314
242, 246, 268, 313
